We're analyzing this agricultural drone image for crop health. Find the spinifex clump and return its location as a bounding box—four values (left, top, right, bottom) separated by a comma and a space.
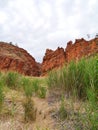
5, 71, 21, 90
22, 77, 37, 122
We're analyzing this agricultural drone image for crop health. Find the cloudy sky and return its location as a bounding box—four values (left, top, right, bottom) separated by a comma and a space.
0, 0, 98, 62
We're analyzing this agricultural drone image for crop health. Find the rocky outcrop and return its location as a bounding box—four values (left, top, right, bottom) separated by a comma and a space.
0, 42, 41, 76
65, 38, 98, 62
42, 38, 98, 75
42, 47, 66, 75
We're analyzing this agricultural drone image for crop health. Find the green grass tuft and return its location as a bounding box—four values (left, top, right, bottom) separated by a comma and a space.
5, 71, 21, 89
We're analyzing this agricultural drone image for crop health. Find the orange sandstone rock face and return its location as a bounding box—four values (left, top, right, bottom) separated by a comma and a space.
42, 47, 66, 74
0, 42, 41, 76
42, 38, 98, 75
65, 38, 98, 62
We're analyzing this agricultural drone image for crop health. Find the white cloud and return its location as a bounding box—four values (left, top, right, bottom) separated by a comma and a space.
0, 11, 7, 24
0, 0, 98, 62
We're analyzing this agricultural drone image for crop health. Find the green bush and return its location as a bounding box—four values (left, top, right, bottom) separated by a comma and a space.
5, 71, 21, 89
22, 77, 37, 122
47, 68, 66, 90
21, 77, 33, 98
32, 79, 40, 94
47, 56, 98, 100
66, 59, 87, 99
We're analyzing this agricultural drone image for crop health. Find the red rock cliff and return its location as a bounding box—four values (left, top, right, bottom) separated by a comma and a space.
65, 38, 98, 62
42, 38, 98, 75
42, 47, 66, 74
0, 42, 41, 76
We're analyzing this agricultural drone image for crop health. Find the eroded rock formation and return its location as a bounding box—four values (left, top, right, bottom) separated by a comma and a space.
0, 42, 41, 76
42, 38, 98, 75
42, 47, 66, 75
65, 38, 98, 62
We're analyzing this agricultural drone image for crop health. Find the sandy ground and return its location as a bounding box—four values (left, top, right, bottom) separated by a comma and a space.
0, 88, 88, 130
0, 89, 58, 130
